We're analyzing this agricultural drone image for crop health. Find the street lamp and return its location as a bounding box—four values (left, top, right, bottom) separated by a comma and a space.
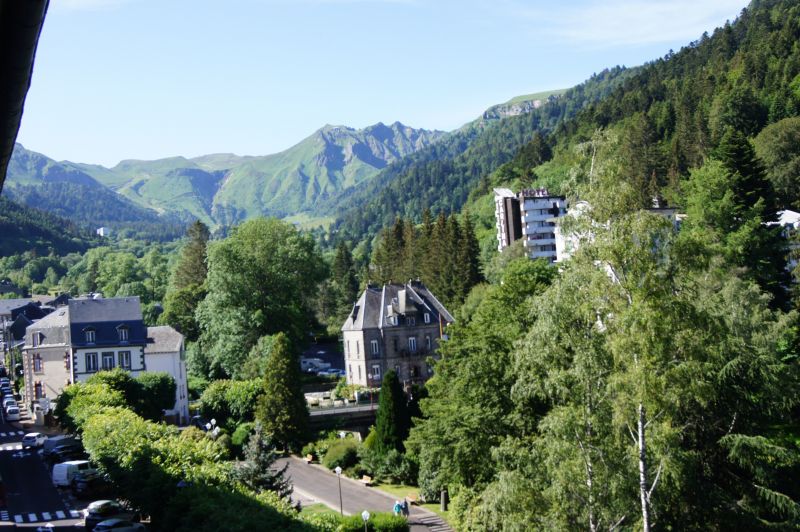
361, 510, 370, 532
335, 466, 343, 515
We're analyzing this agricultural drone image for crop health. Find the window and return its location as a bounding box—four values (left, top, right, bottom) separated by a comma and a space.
394, 364, 400, 377
346, 341, 350, 356
425, 335, 431, 351
348, 364, 352, 380
34, 381, 43, 399
392, 338, 398, 352
371, 365, 381, 379
408, 337, 417, 353
406, 316, 416, 326
85, 352, 98, 372
33, 354, 43, 373
118, 351, 131, 370
85, 328, 96, 344
357, 366, 362, 380
370, 340, 379, 356
356, 342, 360, 355
410, 365, 419, 378
32, 332, 43, 347
101, 352, 115, 370
117, 326, 129, 342
424, 313, 431, 324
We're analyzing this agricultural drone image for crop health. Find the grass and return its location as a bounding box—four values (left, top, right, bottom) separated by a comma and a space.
300, 502, 338, 517
372, 482, 451, 523
505, 88, 568, 105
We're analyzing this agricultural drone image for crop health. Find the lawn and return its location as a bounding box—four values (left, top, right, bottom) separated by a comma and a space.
299, 502, 338, 517
372, 482, 451, 523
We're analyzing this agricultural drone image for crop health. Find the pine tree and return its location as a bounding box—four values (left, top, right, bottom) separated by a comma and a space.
374, 370, 410, 454
172, 220, 210, 289
458, 211, 482, 296
234, 424, 292, 498
332, 241, 358, 310
715, 128, 779, 220
255, 333, 309, 452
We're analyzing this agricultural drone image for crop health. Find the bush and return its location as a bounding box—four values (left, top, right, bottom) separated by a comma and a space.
199, 379, 264, 428
338, 513, 409, 532
232, 422, 256, 448
359, 448, 418, 485
301, 442, 317, 459
321, 439, 359, 471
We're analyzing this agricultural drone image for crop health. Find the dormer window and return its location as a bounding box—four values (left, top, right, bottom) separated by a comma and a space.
117, 325, 129, 342
32, 332, 43, 347
84, 328, 96, 344
424, 313, 431, 324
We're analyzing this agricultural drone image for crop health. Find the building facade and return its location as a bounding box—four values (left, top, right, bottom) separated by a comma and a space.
495, 187, 567, 262
22, 297, 189, 423
341, 281, 454, 389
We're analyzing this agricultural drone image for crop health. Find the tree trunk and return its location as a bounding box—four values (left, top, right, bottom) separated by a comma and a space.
637, 403, 651, 532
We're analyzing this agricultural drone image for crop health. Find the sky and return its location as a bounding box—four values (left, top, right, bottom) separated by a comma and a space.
17, 0, 749, 167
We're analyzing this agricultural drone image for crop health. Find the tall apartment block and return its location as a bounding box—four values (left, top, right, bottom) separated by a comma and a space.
494, 187, 567, 262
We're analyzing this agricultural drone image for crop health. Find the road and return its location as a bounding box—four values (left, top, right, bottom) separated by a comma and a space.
0, 411, 82, 530
301, 341, 344, 370
278, 456, 451, 532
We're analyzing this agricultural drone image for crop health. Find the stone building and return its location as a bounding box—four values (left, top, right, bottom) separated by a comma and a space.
341, 281, 454, 389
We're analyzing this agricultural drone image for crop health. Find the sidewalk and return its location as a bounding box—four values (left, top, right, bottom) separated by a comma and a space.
278, 457, 451, 532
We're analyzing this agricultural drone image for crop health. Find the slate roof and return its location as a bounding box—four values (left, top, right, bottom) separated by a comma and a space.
68, 297, 142, 323
26, 306, 70, 347
341, 281, 454, 332
0, 298, 33, 318
145, 326, 184, 354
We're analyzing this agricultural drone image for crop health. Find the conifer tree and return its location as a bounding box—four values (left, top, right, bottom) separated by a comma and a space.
172, 220, 210, 289
234, 424, 292, 498
374, 369, 410, 454
332, 241, 358, 311
255, 333, 308, 452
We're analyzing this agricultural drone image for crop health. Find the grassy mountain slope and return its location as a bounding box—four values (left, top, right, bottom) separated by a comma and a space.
5, 145, 186, 240
0, 195, 98, 256
211, 122, 446, 225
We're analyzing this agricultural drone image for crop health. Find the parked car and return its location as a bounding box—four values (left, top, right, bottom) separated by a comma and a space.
92, 518, 145, 532
3, 396, 16, 409
72, 472, 112, 500
300, 357, 331, 373
5, 406, 20, 421
0, 386, 12, 397
0, 366, 7, 378
83, 500, 140, 531
21, 432, 48, 448
47, 445, 88, 466
52, 460, 96, 487
0, 377, 10, 387
43, 435, 78, 458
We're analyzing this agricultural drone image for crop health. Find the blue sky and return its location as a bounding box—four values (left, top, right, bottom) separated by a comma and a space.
17, 0, 748, 167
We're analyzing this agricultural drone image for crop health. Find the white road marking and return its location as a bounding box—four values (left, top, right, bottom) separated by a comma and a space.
42, 512, 51, 520
13, 515, 22, 523
28, 512, 37, 521
55, 511, 65, 519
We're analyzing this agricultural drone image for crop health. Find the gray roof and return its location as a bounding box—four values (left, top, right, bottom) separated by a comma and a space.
68, 297, 142, 324
341, 281, 454, 332
0, 298, 33, 317
145, 326, 184, 354
26, 306, 70, 347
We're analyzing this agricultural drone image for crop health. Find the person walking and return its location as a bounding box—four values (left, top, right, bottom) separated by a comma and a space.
401, 498, 409, 518
393, 500, 402, 516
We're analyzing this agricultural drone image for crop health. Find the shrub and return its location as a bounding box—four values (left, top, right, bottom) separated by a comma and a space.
200, 379, 264, 428
321, 439, 359, 471
339, 513, 409, 532
359, 448, 418, 485
232, 422, 255, 448
301, 442, 317, 459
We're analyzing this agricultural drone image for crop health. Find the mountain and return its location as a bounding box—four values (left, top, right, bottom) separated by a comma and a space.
0, 195, 98, 256
210, 121, 446, 225
48, 121, 445, 228
4, 145, 186, 241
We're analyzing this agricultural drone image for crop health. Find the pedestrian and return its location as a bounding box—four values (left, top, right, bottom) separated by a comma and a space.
401, 498, 409, 517
393, 500, 402, 516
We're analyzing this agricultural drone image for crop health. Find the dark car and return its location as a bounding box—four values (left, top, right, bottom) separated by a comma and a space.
47, 444, 88, 466
83, 500, 140, 531
72, 472, 112, 500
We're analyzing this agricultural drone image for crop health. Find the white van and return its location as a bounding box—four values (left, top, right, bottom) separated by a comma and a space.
52, 460, 96, 487
300, 358, 331, 373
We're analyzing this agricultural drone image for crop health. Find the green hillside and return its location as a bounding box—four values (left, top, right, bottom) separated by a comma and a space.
0, 195, 98, 256
328, 66, 636, 244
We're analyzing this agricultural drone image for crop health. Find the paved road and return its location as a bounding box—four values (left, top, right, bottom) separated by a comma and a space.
0, 412, 83, 530
301, 341, 344, 370
278, 457, 451, 532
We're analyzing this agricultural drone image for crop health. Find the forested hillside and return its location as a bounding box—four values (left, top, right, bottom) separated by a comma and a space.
0, 196, 98, 256
327, 66, 637, 244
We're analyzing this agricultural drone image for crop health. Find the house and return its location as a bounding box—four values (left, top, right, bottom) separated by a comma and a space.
494, 188, 567, 262
341, 281, 454, 389
21, 296, 189, 423
144, 326, 189, 423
